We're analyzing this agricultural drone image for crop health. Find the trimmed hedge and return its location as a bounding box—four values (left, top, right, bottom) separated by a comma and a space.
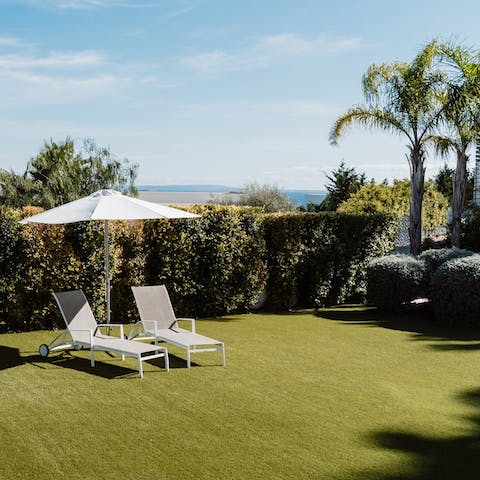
0, 206, 396, 331
367, 255, 427, 312
263, 212, 397, 309
143, 205, 267, 317
431, 255, 480, 325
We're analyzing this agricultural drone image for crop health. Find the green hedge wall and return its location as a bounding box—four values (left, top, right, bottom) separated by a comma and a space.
0, 206, 396, 332
143, 205, 267, 317
263, 212, 397, 310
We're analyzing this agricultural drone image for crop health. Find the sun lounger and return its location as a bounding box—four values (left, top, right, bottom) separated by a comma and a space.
129, 285, 225, 368
39, 289, 169, 378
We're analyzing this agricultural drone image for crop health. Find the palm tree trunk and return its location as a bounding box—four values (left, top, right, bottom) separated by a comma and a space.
474, 136, 480, 206
451, 150, 468, 247
408, 147, 426, 256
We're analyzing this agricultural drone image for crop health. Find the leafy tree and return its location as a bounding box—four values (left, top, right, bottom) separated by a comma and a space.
0, 170, 37, 207
434, 163, 456, 201
434, 162, 474, 205
235, 183, 295, 212
25, 138, 79, 207
430, 42, 480, 247
318, 161, 366, 211
0, 138, 138, 208
338, 179, 449, 235
330, 41, 447, 255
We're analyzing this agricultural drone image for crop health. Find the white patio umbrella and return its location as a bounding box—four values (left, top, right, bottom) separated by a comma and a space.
20, 189, 200, 323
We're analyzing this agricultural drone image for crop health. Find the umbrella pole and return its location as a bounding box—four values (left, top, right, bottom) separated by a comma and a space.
104, 220, 111, 324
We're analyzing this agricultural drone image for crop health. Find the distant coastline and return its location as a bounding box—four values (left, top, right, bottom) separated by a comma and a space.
137, 185, 326, 207
137, 184, 241, 193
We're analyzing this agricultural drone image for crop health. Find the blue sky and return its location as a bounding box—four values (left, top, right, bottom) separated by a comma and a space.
1, 0, 480, 188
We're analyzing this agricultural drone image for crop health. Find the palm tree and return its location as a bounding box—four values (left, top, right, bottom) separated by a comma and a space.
431, 42, 480, 247
475, 139, 480, 206
330, 41, 446, 255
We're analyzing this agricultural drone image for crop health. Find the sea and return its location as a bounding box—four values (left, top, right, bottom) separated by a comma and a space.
137, 185, 326, 207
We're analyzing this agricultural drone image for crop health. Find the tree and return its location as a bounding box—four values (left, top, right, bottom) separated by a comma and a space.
235, 183, 295, 212
434, 162, 474, 207
25, 138, 79, 207
318, 161, 366, 211
0, 170, 37, 207
0, 138, 138, 208
434, 163, 456, 201
430, 42, 480, 247
338, 179, 449, 235
330, 41, 447, 255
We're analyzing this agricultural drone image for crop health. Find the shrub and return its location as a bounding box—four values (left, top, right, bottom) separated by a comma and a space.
431, 255, 480, 325
461, 205, 480, 251
235, 183, 295, 212
110, 220, 146, 323
0, 208, 33, 331
367, 255, 427, 312
0, 205, 397, 331
419, 247, 474, 280
143, 205, 268, 317
263, 212, 397, 310
338, 179, 449, 234
0, 208, 84, 331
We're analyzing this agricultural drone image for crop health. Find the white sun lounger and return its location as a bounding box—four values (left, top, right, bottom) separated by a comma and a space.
129, 285, 225, 368
39, 290, 169, 378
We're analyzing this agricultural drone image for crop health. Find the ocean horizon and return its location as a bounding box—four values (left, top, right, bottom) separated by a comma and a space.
137, 185, 326, 206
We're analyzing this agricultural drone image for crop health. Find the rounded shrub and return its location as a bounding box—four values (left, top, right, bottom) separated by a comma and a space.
367, 255, 427, 312
419, 247, 474, 283
431, 255, 480, 325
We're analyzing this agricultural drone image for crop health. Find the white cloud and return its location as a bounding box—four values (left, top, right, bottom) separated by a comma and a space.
161, 5, 196, 19
181, 33, 368, 74
0, 36, 34, 48
0, 35, 131, 107
0, 51, 104, 69
25, 0, 156, 10
171, 100, 337, 121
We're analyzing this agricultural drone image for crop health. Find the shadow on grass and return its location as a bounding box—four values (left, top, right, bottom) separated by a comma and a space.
316, 307, 480, 345
0, 346, 25, 370
48, 352, 142, 379
356, 388, 480, 480
0, 347, 188, 378
46, 351, 196, 377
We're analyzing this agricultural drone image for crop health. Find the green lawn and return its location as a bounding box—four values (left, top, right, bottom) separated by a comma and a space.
1, 307, 480, 479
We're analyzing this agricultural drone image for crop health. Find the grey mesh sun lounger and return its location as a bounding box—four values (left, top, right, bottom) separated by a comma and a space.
39, 289, 169, 378
129, 285, 225, 368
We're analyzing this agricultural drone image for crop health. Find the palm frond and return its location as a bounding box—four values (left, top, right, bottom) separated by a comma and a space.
427, 135, 456, 157
329, 106, 410, 145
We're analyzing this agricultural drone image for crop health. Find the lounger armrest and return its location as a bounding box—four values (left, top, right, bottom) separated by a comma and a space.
96, 323, 124, 338
126, 321, 146, 340
69, 329, 94, 344
177, 317, 196, 333
142, 320, 160, 337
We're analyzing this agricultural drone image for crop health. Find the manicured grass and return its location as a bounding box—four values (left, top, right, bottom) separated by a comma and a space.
1, 307, 480, 479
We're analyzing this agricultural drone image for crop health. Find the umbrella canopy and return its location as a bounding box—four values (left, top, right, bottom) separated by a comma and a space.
20, 189, 200, 322
20, 189, 198, 223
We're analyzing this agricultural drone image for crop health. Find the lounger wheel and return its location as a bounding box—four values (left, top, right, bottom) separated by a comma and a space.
39, 344, 50, 358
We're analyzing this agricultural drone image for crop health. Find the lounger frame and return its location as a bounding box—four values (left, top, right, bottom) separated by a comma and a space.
129, 285, 225, 368
39, 290, 169, 378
